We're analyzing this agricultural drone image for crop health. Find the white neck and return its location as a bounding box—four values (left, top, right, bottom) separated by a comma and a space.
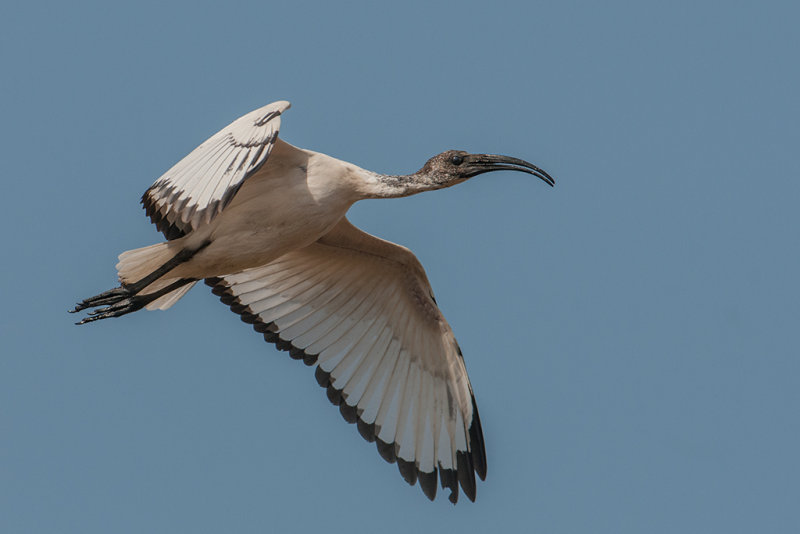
302, 149, 444, 201
355, 169, 442, 199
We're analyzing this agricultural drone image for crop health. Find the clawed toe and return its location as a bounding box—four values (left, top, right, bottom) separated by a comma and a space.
70, 286, 133, 313
75, 296, 145, 325
72, 278, 194, 325
71, 286, 146, 324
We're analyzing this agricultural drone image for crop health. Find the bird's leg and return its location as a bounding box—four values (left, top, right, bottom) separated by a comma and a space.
72, 278, 196, 324
70, 240, 210, 322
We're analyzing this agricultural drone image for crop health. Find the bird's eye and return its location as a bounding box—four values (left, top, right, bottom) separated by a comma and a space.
451, 155, 464, 166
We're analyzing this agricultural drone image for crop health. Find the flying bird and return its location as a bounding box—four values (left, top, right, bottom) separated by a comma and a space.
71, 101, 554, 503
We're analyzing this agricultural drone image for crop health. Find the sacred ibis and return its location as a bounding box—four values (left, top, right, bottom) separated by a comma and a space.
71, 101, 554, 503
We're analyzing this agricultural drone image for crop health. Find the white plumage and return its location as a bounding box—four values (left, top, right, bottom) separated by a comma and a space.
145, 101, 289, 232
73, 101, 554, 503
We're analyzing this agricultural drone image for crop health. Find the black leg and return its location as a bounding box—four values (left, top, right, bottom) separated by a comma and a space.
71, 240, 210, 321
73, 278, 196, 324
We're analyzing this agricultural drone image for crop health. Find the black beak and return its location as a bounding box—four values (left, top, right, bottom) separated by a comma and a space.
465, 154, 555, 187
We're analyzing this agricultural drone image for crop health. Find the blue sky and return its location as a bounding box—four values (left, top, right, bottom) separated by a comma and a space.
2, 1, 798, 532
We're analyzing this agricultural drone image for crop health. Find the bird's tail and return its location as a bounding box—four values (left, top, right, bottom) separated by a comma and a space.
116, 242, 177, 287
71, 242, 197, 324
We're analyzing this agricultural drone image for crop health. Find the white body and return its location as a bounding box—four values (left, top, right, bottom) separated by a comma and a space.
80, 101, 495, 503
166, 140, 367, 279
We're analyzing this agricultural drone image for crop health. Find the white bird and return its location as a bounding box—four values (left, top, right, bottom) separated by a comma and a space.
72, 101, 554, 503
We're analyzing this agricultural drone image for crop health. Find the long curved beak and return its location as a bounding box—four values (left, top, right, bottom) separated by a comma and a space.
465, 154, 555, 186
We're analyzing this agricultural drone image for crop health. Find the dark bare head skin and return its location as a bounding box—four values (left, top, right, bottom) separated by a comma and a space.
418, 150, 555, 187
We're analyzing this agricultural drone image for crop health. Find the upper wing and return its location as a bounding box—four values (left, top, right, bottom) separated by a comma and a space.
205, 218, 487, 503
141, 101, 291, 239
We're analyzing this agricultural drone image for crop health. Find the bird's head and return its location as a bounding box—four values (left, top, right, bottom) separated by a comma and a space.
418, 150, 555, 188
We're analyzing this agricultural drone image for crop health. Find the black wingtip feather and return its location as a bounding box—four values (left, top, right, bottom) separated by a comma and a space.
326, 384, 342, 406
204, 277, 485, 504
205, 277, 223, 288
253, 322, 272, 333
240, 312, 258, 324
339, 402, 358, 424
457, 451, 477, 502
357, 419, 376, 443
440, 468, 459, 503
418, 469, 438, 501
469, 395, 488, 480
263, 331, 280, 344
314, 366, 330, 387
141, 186, 188, 241
210, 286, 227, 297
397, 458, 417, 485
376, 439, 397, 464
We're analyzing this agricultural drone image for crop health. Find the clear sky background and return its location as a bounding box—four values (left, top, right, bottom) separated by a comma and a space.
2, 1, 798, 532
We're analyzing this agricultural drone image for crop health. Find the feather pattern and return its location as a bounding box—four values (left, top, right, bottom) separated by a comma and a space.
73, 101, 556, 503
141, 101, 290, 239
204, 218, 486, 502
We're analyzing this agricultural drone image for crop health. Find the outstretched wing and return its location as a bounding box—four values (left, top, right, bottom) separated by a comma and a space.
205, 218, 487, 503
142, 101, 291, 239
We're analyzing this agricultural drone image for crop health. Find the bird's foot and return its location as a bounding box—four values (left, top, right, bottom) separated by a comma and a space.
70, 287, 131, 313
70, 286, 145, 324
